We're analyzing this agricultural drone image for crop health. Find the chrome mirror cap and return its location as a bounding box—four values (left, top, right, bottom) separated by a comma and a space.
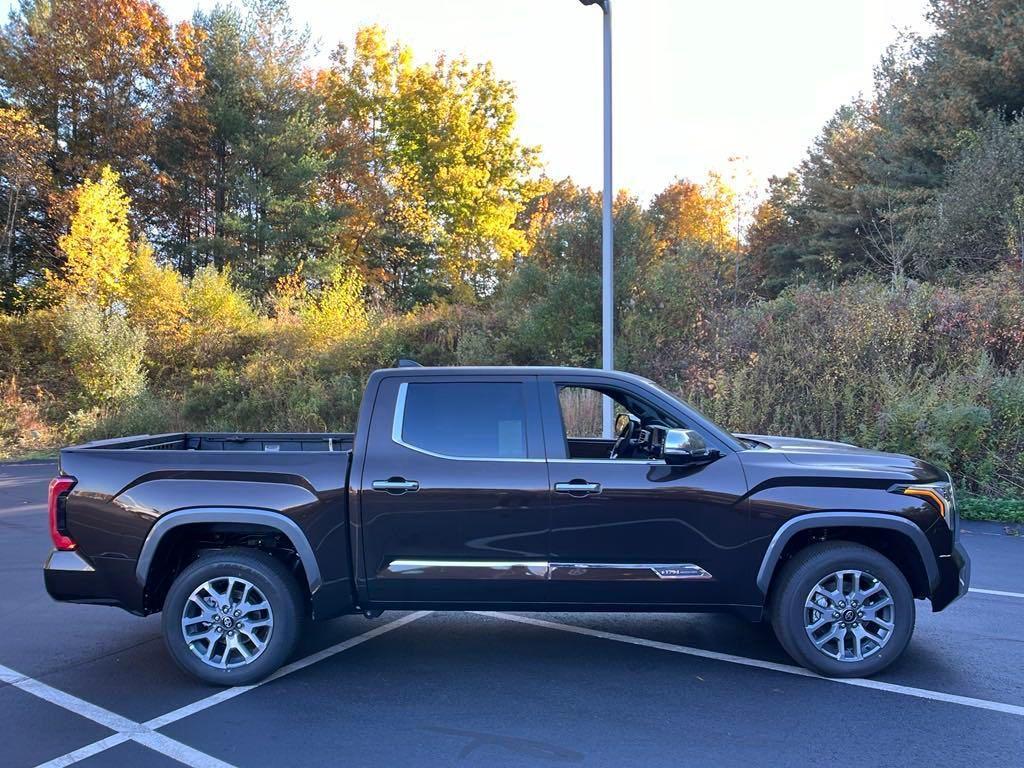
663, 428, 710, 464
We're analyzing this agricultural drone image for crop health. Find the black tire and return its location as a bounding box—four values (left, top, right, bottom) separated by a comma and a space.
769, 541, 915, 678
162, 548, 305, 686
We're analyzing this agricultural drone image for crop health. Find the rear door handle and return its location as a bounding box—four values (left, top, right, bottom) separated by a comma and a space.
372, 479, 420, 494
554, 481, 601, 495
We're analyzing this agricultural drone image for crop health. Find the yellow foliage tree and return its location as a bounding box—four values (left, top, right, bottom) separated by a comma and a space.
183, 265, 258, 367
57, 166, 132, 307
185, 266, 256, 337
125, 241, 188, 366
649, 173, 739, 254
300, 268, 369, 350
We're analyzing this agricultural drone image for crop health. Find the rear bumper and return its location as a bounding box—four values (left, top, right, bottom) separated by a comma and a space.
43, 549, 137, 610
931, 540, 971, 611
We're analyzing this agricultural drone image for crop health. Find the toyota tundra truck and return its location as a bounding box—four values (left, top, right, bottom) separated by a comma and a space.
44, 364, 970, 684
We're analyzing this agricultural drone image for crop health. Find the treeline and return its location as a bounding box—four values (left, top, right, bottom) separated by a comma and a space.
3, 0, 1024, 504
0, 0, 547, 306
748, 0, 1024, 290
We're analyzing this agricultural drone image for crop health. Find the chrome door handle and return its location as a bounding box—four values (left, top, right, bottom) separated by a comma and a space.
372, 479, 420, 494
554, 481, 601, 495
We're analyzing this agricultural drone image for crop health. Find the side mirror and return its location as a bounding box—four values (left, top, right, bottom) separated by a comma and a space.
613, 412, 632, 435
663, 428, 713, 464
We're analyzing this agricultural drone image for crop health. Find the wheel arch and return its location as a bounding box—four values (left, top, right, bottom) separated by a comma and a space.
136, 508, 323, 600
757, 512, 939, 600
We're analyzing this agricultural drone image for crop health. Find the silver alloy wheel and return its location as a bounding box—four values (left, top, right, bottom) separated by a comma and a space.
181, 576, 274, 669
804, 569, 895, 662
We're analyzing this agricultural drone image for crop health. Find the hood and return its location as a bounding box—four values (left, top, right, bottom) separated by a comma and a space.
735, 433, 945, 482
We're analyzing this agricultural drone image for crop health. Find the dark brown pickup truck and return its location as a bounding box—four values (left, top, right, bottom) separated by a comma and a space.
45, 364, 969, 684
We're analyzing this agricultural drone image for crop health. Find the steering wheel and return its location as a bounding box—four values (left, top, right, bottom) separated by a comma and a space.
609, 414, 640, 459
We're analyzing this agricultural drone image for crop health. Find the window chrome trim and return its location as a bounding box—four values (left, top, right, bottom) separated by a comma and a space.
379, 559, 712, 581
391, 381, 544, 462
548, 458, 667, 465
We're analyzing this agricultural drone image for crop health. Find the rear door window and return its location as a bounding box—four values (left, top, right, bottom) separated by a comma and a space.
397, 382, 527, 459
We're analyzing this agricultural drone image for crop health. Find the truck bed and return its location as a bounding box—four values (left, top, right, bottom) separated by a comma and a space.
54, 431, 356, 617
70, 432, 355, 453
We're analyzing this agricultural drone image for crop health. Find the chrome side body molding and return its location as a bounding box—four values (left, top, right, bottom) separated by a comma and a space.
383, 560, 549, 579
381, 560, 713, 581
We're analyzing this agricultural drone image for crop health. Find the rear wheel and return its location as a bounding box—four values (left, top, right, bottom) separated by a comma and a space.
770, 541, 915, 678
162, 548, 304, 685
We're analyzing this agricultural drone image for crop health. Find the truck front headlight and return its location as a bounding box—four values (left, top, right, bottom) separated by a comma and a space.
899, 480, 955, 524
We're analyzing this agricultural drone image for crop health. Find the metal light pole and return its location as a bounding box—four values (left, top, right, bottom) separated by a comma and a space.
579, 0, 614, 438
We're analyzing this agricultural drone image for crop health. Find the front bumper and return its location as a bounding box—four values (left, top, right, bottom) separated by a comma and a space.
931, 540, 971, 611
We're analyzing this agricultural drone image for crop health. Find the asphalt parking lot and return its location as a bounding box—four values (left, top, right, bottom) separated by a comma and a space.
1, 461, 1022, 767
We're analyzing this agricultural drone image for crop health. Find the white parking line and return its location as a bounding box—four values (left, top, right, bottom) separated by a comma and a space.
970, 587, 1024, 599
0, 662, 236, 768
479, 612, 1024, 718
25, 611, 432, 768
146, 610, 431, 729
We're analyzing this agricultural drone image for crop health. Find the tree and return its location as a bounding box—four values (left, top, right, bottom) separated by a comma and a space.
151, 21, 215, 275
319, 25, 542, 307
56, 166, 132, 307
647, 174, 740, 296
0, 0, 177, 214
767, 1, 1024, 282
124, 241, 188, 371
0, 106, 55, 303
489, 180, 654, 367
746, 174, 804, 294
190, 0, 333, 293
648, 175, 738, 254
927, 117, 1024, 274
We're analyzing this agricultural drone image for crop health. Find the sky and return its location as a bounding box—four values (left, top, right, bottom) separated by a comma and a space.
6, 0, 934, 203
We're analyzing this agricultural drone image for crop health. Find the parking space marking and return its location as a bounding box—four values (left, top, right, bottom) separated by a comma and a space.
35, 734, 133, 768
479, 612, 1024, 718
1, 664, 143, 733
30, 611, 432, 768
1, 662, 237, 768
970, 587, 1024, 599
146, 610, 431, 729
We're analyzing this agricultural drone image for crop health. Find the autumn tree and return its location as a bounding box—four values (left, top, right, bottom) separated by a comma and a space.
0, 0, 178, 215
648, 174, 738, 254
55, 166, 132, 307
0, 107, 55, 304
319, 25, 542, 307
151, 20, 215, 275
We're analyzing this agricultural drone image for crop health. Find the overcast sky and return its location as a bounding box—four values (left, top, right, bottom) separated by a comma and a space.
7, 0, 934, 202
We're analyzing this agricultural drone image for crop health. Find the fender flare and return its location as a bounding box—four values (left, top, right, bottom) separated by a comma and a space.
755, 512, 939, 596
135, 507, 322, 594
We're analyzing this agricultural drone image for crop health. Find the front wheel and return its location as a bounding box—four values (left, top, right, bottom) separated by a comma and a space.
162, 548, 305, 685
770, 541, 915, 678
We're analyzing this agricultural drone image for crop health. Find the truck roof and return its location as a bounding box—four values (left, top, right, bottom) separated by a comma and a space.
375, 365, 656, 385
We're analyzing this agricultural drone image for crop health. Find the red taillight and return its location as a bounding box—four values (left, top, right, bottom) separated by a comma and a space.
48, 476, 77, 550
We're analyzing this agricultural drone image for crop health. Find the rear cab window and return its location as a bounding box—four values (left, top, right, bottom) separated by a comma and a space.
395, 381, 531, 459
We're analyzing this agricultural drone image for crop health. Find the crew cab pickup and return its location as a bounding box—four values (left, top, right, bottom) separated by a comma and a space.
45, 365, 970, 684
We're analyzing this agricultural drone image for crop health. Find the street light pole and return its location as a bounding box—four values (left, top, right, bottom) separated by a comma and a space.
579, 0, 614, 438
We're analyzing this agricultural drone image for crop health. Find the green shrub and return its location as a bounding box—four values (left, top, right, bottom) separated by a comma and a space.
959, 496, 1024, 524
58, 301, 146, 411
